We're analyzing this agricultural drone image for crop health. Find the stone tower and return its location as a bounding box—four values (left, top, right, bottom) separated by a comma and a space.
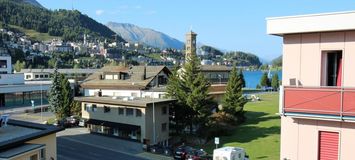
185, 31, 197, 61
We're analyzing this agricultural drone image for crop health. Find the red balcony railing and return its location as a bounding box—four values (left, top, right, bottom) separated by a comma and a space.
281, 86, 355, 119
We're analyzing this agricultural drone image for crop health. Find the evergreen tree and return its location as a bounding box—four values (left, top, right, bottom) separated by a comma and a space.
260, 72, 270, 87
60, 74, 72, 118
238, 69, 246, 88
222, 65, 247, 120
181, 54, 212, 131
271, 73, 280, 91
48, 61, 64, 119
166, 65, 191, 133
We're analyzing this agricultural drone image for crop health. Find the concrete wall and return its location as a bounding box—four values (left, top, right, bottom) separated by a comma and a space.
27, 134, 57, 160
282, 31, 355, 87
281, 116, 355, 160
145, 103, 169, 145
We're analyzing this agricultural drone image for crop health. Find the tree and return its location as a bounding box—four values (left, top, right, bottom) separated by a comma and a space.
181, 54, 212, 132
48, 62, 64, 119
60, 74, 72, 118
222, 65, 247, 121
13, 60, 25, 72
271, 73, 280, 91
238, 69, 246, 88
260, 72, 270, 88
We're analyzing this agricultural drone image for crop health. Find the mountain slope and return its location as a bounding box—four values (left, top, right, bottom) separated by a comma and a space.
21, 0, 43, 8
0, 0, 125, 42
106, 22, 184, 49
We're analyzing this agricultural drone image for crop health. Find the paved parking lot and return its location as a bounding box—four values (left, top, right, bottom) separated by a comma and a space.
57, 128, 146, 160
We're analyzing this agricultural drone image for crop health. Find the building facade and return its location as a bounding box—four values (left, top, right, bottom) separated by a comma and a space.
81, 66, 170, 99
75, 96, 175, 145
0, 54, 11, 74
268, 11, 355, 160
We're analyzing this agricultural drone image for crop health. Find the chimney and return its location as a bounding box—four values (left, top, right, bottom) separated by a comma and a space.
98, 74, 104, 80
141, 66, 146, 80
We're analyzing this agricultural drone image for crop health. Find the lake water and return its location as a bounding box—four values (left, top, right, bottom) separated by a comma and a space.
243, 70, 282, 89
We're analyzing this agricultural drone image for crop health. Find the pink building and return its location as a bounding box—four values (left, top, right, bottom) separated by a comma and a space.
267, 11, 355, 160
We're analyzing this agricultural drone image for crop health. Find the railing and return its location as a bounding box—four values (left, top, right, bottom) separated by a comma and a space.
280, 86, 355, 120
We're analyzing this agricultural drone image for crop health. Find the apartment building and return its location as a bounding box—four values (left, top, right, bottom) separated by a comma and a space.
80, 65, 171, 99
267, 11, 355, 160
75, 96, 175, 145
0, 120, 63, 160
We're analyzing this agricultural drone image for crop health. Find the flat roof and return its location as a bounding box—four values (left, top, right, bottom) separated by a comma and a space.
267, 10, 355, 36
75, 96, 176, 107
0, 120, 64, 151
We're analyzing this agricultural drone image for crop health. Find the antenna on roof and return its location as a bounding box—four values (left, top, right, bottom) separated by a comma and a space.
190, 25, 193, 31
71, 0, 74, 10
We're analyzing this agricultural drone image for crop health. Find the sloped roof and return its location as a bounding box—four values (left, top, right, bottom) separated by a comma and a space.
81, 65, 170, 90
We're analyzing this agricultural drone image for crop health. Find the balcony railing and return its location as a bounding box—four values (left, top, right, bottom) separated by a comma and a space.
280, 86, 355, 120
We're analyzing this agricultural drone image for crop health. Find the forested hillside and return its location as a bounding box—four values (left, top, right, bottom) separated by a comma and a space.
223, 51, 262, 67
0, 0, 125, 42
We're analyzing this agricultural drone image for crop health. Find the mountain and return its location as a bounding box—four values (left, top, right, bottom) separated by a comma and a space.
21, 0, 43, 8
106, 22, 184, 49
0, 0, 125, 42
271, 55, 282, 67
223, 51, 262, 67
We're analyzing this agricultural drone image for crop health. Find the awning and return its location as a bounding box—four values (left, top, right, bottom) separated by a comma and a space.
86, 119, 140, 130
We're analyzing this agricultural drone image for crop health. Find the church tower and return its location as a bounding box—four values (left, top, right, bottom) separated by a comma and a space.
185, 31, 197, 61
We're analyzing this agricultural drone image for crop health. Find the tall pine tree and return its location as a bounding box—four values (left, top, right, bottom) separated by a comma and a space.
60, 74, 72, 118
271, 73, 280, 91
48, 62, 64, 119
181, 54, 212, 131
222, 64, 247, 121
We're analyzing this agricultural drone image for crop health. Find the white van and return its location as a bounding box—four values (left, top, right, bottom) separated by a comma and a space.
213, 147, 248, 160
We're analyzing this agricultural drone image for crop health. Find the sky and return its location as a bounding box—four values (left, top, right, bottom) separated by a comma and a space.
37, 0, 355, 62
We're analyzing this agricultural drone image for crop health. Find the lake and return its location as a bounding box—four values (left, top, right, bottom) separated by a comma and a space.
243, 70, 282, 89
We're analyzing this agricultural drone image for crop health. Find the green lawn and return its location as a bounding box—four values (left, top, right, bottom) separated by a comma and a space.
201, 93, 280, 159
6, 24, 60, 41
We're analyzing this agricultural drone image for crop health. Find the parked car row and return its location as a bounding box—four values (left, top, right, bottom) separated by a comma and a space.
53, 115, 86, 128
174, 145, 212, 160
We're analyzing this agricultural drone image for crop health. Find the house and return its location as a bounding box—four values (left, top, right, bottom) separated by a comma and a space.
75, 96, 175, 145
267, 11, 355, 160
0, 120, 63, 160
0, 54, 11, 74
19, 68, 99, 81
80, 65, 171, 99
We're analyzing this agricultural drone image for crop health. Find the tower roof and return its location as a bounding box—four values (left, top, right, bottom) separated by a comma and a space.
186, 30, 197, 35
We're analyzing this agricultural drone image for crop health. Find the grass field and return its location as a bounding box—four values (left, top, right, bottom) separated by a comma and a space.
200, 93, 280, 159
4, 24, 60, 41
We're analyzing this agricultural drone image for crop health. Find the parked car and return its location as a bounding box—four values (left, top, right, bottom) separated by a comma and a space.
78, 119, 86, 127
186, 149, 212, 160
174, 145, 195, 160
53, 116, 79, 128
149, 144, 173, 156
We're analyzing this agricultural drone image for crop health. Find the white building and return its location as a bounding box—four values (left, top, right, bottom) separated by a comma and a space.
0, 54, 11, 74
81, 65, 170, 99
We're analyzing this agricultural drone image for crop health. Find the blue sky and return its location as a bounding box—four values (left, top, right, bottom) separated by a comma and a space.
37, 0, 355, 61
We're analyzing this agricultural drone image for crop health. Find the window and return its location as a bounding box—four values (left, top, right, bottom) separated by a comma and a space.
44, 74, 49, 78
26, 75, 31, 79
40, 74, 44, 78
40, 148, 45, 160
30, 154, 38, 160
118, 108, 124, 115
136, 109, 142, 117
321, 51, 343, 86
92, 104, 97, 112
35, 75, 39, 78
104, 106, 111, 113
162, 123, 167, 132
84, 104, 88, 111
162, 106, 167, 115
126, 108, 133, 116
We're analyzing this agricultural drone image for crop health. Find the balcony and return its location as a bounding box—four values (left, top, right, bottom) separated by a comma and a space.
280, 86, 355, 121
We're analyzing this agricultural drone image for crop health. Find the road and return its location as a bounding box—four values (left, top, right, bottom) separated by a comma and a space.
57, 137, 147, 160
